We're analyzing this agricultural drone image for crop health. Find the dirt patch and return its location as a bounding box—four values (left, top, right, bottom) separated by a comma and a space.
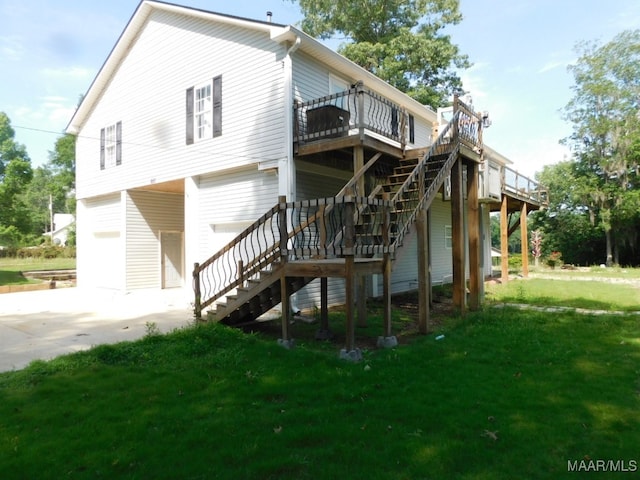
242, 289, 455, 350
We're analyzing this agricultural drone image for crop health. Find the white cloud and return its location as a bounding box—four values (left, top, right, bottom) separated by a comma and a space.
41, 66, 93, 79
459, 61, 491, 100
0, 35, 24, 60
538, 61, 565, 74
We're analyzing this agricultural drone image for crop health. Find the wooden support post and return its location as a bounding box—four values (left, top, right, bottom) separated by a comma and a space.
193, 262, 201, 320
467, 161, 481, 311
354, 145, 367, 327
320, 277, 329, 331
382, 192, 392, 337
500, 195, 509, 282
416, 181, 430, 334
278, 195, 291, 341
451, 157, 466, 314
344, 191, 356, 352
520, 202, 529, 277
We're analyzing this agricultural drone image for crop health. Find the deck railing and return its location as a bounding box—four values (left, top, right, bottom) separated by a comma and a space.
193, 194, 393, 317
294, 81, 409, 149
503, 166, 549, 206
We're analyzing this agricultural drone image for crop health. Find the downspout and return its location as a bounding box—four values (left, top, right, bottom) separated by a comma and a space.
282, 36, 301, 202
282, 36, 301, 314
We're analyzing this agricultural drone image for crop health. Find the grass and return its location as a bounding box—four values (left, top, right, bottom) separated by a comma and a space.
0, 257, 76, 286
1, 276, 639, 479
486, 277, 640, 312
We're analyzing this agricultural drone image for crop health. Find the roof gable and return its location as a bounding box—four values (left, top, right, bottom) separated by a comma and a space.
67, 0, 436, 134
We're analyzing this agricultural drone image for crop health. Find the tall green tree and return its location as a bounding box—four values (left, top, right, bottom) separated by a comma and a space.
0, 112, 33, 234
562, 29, 640, 266
48, 133, 76, 215
292, 0, 470, 107
19, 133, 76, 238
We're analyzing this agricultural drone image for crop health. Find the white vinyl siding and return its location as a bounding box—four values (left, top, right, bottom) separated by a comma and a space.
76, 10, 286, 200
125, 190, 184, 289
196, 167, 279, 262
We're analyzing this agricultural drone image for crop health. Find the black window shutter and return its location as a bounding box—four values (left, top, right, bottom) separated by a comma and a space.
186, 87, 194, 145
115, 121, 122, 165
100, 128, 105, 170
409, 114, 415, 143
212, 75, 222, 137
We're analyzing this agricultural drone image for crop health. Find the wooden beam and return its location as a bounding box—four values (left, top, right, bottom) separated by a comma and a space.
417, 198, 430, 333
467, 161, 481, 311
382, 192, 392, 338
354, 145, 367, 328
451, 157, 466, 313
278, 195, 290, 341
520, 202, 529, 277
500, 195, 509, 282
344, 193, 356, 352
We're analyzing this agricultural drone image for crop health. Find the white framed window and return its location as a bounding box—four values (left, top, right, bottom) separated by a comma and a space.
195, 81, 212, 141
104, 124, 116, 166
100, 121, 121, 170
186, 75, 222, 145
445, 225, 452, 249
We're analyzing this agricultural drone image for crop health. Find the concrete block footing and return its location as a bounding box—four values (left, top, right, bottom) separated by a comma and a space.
339, 348, 363, 362
277, 338, 295, 350
376, 336, 398, 349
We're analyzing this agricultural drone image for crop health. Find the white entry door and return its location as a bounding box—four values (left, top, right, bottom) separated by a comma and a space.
161, 231, 183, 288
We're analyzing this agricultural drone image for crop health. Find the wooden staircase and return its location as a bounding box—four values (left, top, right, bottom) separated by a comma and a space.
194, 99, 481, 329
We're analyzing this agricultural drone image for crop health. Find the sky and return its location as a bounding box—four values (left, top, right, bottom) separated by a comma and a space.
1, 0, 639, 178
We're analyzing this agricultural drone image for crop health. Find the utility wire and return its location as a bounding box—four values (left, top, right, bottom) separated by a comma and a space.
12, 124, 284, 165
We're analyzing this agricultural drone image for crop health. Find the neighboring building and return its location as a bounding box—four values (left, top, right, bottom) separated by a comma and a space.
45, 213, 75, 246
67, 1, 545, 342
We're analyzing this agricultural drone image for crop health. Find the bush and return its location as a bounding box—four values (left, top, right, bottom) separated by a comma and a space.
16, 245, 69, 259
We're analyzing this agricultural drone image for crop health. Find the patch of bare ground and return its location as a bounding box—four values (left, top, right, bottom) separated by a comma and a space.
244, 288, 456, 350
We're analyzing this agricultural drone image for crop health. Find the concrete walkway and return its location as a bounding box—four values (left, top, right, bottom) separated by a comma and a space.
0, 287, 194, 373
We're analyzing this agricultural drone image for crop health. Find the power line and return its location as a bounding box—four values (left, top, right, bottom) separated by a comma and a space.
12, 124, 284, 165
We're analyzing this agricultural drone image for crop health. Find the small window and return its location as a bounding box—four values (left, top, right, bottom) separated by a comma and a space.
186, 75, 222, 145
100, 121, 122, 170
444, 225, 452, 249
195, 82, 212, 140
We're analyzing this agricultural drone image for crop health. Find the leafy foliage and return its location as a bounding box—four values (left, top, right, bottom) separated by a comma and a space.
559, 29, 640, 265
0, 112, 33, 235
292, 0, 470, 107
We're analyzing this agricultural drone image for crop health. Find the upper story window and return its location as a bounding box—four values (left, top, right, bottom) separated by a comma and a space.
100, 121, 122, 170
186, 75, 222, 145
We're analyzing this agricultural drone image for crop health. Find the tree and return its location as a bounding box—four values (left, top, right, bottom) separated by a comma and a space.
19, 133, 76, 239
562, 29, 640, 266
48, 133, 76, 215
0, 112, 33, 234
292, 0, 471, 107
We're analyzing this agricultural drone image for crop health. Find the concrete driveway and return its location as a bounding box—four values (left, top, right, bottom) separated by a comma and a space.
0, 287, 194, 373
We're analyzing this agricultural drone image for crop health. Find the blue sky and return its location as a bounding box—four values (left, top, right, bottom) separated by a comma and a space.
1, 0, 639, 178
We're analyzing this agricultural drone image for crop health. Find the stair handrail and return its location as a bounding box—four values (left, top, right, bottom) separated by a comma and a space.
388, 111, 462, 250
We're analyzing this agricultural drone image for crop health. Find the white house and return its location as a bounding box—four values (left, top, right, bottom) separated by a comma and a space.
66, 1, 546, 345
45, 213, 75, 246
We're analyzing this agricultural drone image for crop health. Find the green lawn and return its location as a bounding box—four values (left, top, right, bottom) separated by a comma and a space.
486, 277, 640, 312
1, 276, 639, 479
0, 257, 76, 286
